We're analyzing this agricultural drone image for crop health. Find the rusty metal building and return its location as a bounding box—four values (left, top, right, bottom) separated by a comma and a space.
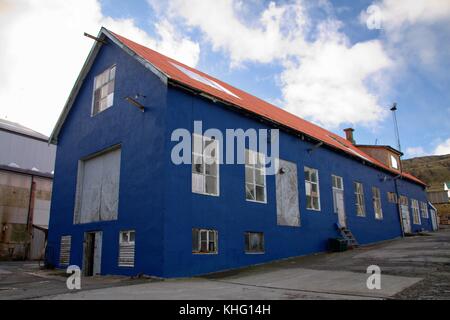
0, 119, 56, 260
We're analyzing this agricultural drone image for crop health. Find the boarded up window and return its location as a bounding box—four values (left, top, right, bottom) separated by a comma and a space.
118, 230, 135, 267
276, 159, 300, 226
59, 235, 71, 266
74, 147, 121, 224
244, 232, 264, 253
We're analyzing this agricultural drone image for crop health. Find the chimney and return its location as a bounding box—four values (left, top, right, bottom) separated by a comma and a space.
344, 128, 355, 144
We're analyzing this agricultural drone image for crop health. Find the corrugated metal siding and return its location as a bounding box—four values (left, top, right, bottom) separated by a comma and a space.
0, 130, 56, 173
427, 191, 449, 204
118, 243, 135, 267
59, 235, 71, 265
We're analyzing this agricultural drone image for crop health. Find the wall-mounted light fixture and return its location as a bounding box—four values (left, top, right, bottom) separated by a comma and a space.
125, 96, 145, 112
279, 167, 288, 174
307, 141, 324, 154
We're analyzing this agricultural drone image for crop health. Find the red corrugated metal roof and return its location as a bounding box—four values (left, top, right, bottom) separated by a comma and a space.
111, 31, 425, 186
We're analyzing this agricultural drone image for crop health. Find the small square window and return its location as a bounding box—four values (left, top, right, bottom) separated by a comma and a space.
387, 192, 398, 204
192, 228, 218, 254
245, 232, 264, 253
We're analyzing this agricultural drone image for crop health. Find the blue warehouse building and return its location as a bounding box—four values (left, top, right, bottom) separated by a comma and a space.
46, 28, 437, 277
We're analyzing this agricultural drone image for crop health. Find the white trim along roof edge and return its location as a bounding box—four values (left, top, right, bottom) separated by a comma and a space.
48, 27, 169, 145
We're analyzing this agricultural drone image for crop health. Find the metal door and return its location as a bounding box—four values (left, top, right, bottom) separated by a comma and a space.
336, 191, 346, 227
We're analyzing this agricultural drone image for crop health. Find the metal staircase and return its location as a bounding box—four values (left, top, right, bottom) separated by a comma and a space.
336, 223, 359, 249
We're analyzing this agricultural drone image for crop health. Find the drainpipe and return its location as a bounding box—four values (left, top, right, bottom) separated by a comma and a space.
26, 176, 36, 259
393, 176, 405, 237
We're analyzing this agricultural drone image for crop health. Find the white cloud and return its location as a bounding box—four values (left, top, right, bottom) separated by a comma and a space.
364, 0, 450, 30
434, 138, 450, 155
161, 0, 392, 129
405, 146, 427, 158
0, 0, 199, 136
362, 0, 450, 69
165, 0, 309, 65
281, 29, 391, 128
405, 139, 450, 158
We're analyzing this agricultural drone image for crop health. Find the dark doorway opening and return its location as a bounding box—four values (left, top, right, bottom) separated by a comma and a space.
83, 231, 102, 276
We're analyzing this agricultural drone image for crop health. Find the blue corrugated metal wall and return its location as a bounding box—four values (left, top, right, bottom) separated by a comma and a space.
163, 88, 432, 277
47, 41, 168, 276
47, 39, 433, 278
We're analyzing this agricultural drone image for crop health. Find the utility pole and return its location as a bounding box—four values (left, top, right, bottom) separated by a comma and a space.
390, 103, 401, 153
390, 103, 406, 236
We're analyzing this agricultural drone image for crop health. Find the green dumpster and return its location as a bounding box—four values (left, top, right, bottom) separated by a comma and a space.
328, 238, 348, 252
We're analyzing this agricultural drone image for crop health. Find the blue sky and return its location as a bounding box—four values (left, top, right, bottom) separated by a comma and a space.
1, 0, 449, 158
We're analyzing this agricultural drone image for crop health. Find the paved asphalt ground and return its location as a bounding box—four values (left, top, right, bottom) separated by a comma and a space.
1, 228, 449, 300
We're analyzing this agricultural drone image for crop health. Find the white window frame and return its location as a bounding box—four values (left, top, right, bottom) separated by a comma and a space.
387, 192, 398, 204
354, 182, 366, 217
192, 134, 219, 196
244, 232, 265, 254
399, 195, 409, 206
119, 230, 135, 245
245, 149, 267, 203
390, 155, 399, 169
92, 65, 116, 116
332, 175, 344, 214
304, 167, 321, 211
372, 187, 383, 220
420, 201, 429, 218
192, 228, 218, 254
411, 199, 421, 224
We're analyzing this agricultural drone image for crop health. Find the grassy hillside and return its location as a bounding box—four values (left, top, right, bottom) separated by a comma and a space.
402, 154, 450, 189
